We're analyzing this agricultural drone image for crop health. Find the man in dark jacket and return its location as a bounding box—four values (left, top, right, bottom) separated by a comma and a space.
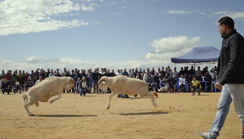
200, 16, 244, 139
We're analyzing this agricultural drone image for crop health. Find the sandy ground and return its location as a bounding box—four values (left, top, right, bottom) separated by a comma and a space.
0, 92, 242, 139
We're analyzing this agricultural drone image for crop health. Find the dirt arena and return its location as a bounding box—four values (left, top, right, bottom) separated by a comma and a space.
0, 92, 242, 139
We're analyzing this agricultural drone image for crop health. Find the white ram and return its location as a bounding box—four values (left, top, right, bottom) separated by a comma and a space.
98, 75, 158, 109
22, 76, 75, 116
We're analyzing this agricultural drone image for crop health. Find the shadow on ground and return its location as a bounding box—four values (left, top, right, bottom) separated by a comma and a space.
36, 114, 97, 117
112, 111, 169, 116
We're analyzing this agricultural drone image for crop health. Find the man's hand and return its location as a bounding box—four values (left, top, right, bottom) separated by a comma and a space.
214, 82, 223, 90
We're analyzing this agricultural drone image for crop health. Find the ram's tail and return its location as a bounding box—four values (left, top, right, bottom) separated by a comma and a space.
154, 91, 158, 98
22, 93, 28, 103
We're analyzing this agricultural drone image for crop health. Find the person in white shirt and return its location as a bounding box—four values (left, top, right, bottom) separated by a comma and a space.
179, 74, 186, 92
35, 76, 43, 85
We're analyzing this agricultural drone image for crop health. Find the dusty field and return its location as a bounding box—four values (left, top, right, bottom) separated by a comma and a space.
0, 92, 242, 139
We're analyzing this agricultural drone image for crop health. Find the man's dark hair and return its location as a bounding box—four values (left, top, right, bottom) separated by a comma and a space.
218, 16, 234, 29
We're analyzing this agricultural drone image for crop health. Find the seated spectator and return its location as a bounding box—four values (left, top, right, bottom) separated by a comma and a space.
152, 72, 160, 92
78, 76, 90, 96
167, 74, 176, 93
159, 77, 168, 92
117, 94, 130, 98
179, 74, 186, 92
191, 77, 202, 95
35, 76, 43, 85
145, 73, 154, 91
1, 78, 11, 95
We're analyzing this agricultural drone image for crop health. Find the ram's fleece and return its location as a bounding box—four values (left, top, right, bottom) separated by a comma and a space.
99, 75, 158, 109
22, 76, 75, 116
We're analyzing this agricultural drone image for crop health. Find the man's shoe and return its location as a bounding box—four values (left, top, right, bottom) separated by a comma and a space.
200, 132, 216, 139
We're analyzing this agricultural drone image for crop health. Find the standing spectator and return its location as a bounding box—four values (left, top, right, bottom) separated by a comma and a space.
0, 70, 6, 79
86, 72, 92, 91
128, 69, 133, 78
201, 74, 206, 92
5, 70, 12, 82
189, 66, 195, 76
145, 74, 154, 91
110, 69, 116, 77
23, 71, 29, 91
122, 69, 129, 77
187, 74, 193, 92
46, 68, 51, 78
178, 67, 184, 77
39, 69, 46, 79
205, 71, 213, 92
92, 69, 100, 93
73, 71, 80, 83
49, 69, 54, 77
195, 66, 202, 77
151, 67, 155, 75
172, 67, 179, 77
157, 67, 161, 74
70, 70, 75, 78
75, 77, 81, 93
80, 69, 87, 79
55, 69, 61, 77
34, 69, 40, 82
152, 72, 160, 92
11, 71, 17, 93
166, 66, 172, 75
160, 67, 166, 77
30, 70, 36, 85
62, 68, 67, 76
17, 70, 24, 92
184, 66, 189, 76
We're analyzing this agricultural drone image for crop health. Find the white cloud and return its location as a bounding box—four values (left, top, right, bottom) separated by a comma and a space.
165, 10, 193, 15
0, 57, 149, 72
148, 36, 200, 53
0, 0, 101, 36
0, 36, 202, 72
145, 36, 200, 65
214, 11, 244, 21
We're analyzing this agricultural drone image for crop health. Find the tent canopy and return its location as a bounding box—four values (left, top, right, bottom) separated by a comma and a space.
171, 46, 220, 63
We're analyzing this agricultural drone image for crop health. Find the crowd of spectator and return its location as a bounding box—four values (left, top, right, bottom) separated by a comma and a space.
0, 65, 219, 95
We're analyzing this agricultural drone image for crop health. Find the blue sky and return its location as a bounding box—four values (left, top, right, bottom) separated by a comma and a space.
0, 0, 244, 72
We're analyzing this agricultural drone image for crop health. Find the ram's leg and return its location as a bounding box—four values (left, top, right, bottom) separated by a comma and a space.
146, 92, 157, 108
24, 101, 36, 116
50, 94, 61, 104
107, 92, 116, 110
